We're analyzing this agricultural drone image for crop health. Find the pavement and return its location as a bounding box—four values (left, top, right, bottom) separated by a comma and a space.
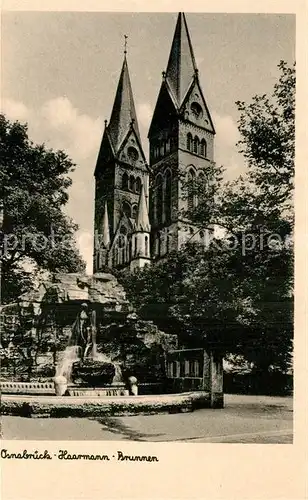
1, 394, 293, 443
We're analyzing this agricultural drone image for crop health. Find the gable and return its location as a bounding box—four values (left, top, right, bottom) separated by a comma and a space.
117, 128, 147, 169
109, 214, 135, 251
180, 78, 215, 134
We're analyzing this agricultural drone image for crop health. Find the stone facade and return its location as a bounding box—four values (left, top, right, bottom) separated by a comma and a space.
93, 12, 216, 272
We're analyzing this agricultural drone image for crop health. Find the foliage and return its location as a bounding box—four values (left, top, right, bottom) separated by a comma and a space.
236, 60, 295, 206
0, 114, 85, 304
120, 61, 295, 375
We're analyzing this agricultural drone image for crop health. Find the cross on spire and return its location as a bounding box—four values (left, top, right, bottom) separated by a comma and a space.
124, 34, 128, 55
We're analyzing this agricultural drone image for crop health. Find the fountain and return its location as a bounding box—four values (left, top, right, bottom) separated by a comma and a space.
53, 301, 127, 396
42, 273, 138, 397
0, 272, 214, 416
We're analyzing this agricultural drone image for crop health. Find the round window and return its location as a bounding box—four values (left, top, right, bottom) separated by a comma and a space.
190, 102, 203, 119
127, 146, 139, 162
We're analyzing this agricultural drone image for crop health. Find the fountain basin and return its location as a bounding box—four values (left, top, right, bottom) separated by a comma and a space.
1, 392, 211, 417
67, 384, 128, 397
71, 359, 116, 386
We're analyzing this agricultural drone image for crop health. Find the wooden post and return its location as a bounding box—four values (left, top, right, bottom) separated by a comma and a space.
210, 351, 224, 408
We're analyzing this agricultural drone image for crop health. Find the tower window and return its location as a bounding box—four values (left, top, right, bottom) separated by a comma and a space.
165, 169, 172, 223
154, 144, 159, 159
193, 136, 200, 154
191, 102, 203, 119
198, 171, 205, 205
129, 175, 135, 192
127, 146, 139, 163
200, 139, 207, 157
187, 133, 192, 151
188, 168, 196, 210
128, 238, 132, 260
155, 174, 163, 224
135, 176, 142, 193
132, 204, 138, 219
157, 233, 161, 256
145, 235, 149, 256
166, 232, 170, 253
118, 235, 125, 248
170, 135, 177, 151
122, 201, 132, 218
122, 172, 129, 190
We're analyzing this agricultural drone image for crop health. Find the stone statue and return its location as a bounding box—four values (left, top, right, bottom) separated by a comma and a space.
70, 303, 97, 360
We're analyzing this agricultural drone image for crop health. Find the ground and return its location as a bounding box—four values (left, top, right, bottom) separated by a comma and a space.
1, 394, 293, 443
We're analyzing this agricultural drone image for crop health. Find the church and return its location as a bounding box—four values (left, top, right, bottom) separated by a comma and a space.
93, 12, 216, 273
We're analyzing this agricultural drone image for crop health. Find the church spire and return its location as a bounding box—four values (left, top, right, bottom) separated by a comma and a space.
108, 54, 141, 152
165, 12, 197, 107
102, 202, 110, 247
135, 184, 150, 232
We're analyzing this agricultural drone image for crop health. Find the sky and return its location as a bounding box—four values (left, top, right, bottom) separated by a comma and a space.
2, 11, 295, 272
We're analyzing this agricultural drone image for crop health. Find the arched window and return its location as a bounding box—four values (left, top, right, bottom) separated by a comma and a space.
122, 201, 132, 218
193, 136, 199, 154
129, 175, 135, 192
117, 235, 125, 265
135, 177, 141, 193
157, 233, 161, 256
122, 172, 129, 190
155, 174, 163, 224
165, 138, 171, 154
96, 252, 100, 271
164, 169, 172, 223
128, 237, 132, 260
170, 135, 177, 151
200, 139, 207, 157
145, 235, 149, 256
132, 204, 138, 219
197, 171, 205, 205
188, 168, 196, 211
160, 141, 165, 156
187, 133, 192, 151
166, 232, 170, 254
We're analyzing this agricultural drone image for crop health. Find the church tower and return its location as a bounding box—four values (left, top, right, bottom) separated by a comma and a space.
93, 49, 150, 272
148, 13, 216, 261
130, 184, 151, 271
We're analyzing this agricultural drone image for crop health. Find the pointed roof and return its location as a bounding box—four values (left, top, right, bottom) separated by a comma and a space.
108, 56, 141, 152
135, 184, 150, 232
101, 202, 110, 247
165, 12, 197, 108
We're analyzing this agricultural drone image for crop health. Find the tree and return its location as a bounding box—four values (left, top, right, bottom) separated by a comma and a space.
236, 60, 295, 208
119, 61, 294, 378
0, 114, 85, 303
